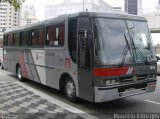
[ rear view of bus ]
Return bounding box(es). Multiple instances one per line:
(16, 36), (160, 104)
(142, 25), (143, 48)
(76, 13), (157, 102)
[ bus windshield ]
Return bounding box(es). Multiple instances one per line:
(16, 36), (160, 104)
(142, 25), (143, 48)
(127, 20), (156, 63)
(94, 18), (156, 66)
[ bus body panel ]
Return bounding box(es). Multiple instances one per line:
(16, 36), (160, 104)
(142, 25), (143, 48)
(94, 80), (156, 102)
(4, 47), (80, 93)
(93, 64), (157, 102)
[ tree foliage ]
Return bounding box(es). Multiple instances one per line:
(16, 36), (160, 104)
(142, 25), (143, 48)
(0, 0), (25, 11)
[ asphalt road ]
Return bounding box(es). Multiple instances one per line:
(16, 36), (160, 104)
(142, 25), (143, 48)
(0, 69), (160, 119)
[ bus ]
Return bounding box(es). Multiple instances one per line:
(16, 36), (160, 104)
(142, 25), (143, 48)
(3, 12), (157, 103)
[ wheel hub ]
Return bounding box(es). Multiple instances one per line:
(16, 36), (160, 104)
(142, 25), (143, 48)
(18, 68), (22, 79)
(66, 81), (75, 97)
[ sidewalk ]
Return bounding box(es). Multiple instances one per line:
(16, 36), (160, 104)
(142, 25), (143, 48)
(0, 81), (90, 119)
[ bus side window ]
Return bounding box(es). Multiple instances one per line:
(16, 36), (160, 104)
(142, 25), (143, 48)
(46, 26), (54, 46)
(55, 24), (64, 46)
(59, 24), (64, 46)
(31, 27), (44, 46)
(79, 30), (91, 69)
(13, 32), (20, 46)
(21, 30), (30, 46)
(31, 30), (36, 45)
(7, 33), (13, 46)
(68, 19), (77, 63)
(4, 35), (8, 46)
(21, 32), (25, 46)
(46, 24), (64, 47)
(26, 30), (30, 46)
(38, 28), (44, 46)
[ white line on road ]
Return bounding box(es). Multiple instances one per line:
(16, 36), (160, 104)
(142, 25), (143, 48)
(145, 100), (160, 105)
(15, 81), (99, 119)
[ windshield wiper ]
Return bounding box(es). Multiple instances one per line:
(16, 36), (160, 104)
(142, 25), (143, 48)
(130, 38), (149, 64)
(119, 34), (132, 67)
(132, 43), (149, 64)
(128, 28), (149, 64)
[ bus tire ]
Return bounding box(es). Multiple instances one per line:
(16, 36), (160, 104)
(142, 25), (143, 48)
(0, 63), (3, 69)
(64, 78), (77, 102)
(17, 65), (24, 82)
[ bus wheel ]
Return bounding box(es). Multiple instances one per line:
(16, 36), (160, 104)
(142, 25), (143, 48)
(64, 78), (77, 102)
(0, 63), (3, 69)
(17, 66), (24, 82)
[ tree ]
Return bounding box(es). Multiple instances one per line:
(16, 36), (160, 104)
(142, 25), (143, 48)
(0, 0), (25, 11)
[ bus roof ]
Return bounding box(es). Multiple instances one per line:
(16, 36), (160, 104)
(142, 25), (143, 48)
(68, 12), (146, 21)
(4, 12), (146, 34)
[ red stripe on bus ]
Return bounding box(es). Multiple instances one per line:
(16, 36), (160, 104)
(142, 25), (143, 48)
(19, 52), (28, 78)
(93, 67), (129, 77)
(30, 51), (41, 83)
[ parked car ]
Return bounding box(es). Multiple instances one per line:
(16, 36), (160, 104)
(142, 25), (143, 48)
(0, 48), (4, 69)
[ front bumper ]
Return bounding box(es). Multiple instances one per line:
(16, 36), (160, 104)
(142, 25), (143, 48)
(94, 80), (157, 103)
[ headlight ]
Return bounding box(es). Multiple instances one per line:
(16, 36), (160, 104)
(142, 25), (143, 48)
(148, 73), (156, 80)
(106, 79), (120, 86)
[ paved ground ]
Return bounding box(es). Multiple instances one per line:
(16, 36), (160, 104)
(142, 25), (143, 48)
(0, 69), (97, 119)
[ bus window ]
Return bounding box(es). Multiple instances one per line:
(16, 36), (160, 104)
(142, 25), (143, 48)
(13, 32), (20, 46)
(31, 28), (44, 46)
(59, 24), (64, 46)
(3, 35), (8, 46)
(55, 24), (64, 46)
(46, 26), (54, 46)
(7, 33), (13, 46)
(46, 24), (64, 47)
(21, 30), (30, 46)
(31, 31), (35, 45)
(55, 27), (59, 46)
(68, 19), (77, 63)
(79, 30), (91, 69)
(38, 30), (43, 45)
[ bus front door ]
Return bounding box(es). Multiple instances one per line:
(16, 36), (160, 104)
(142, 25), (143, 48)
(78, 30), (94, 102)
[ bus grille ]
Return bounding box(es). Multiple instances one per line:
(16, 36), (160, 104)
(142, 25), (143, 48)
(119, 74), (148, 83)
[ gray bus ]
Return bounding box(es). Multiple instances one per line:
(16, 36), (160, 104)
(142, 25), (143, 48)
(3, 12), (157, 102)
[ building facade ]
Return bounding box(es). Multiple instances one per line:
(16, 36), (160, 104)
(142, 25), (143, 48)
(0, 0), (21, 31)
(21, 5), (39, 26)
(0, 0), (22, 47)
(155, 0), (160, 15)
(113, 7), (125, 14)
(142, 0), (160, 29)
(45, 0), (114, 19)
(124, 0), (142, 15)
(143, 13), (160, 29)
(21, 17), (39, 26)
(0, 29), (3, 47)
